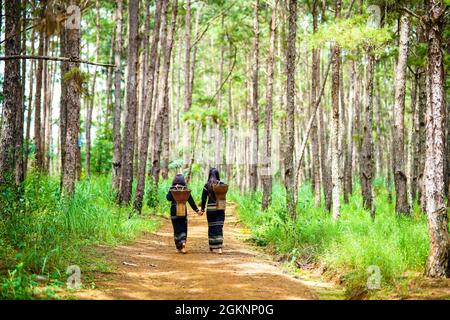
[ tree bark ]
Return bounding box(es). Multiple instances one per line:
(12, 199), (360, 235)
(409, 71), (418, 206)
(44, 40), (55, 174)
(61, 1), (81, 196)
(135, 0), (151, 177)
(133, 0), (163, 211)
(319, 80), (332, 211)
(150, 0), (171, 187)
(310, 0), (321, 206)
(261, 0), (277, 209)
(139, 0), (151, 142)
(15, 0), (27, 184)
(392, 14), (410, 215)
(118, 0), (140, 205)
(161, 0), (178, 181)
(104, 33), (114, 124)
(34, 30), (45, 171)
(0, 0), (21, 186)
(183, 0), (192, 169)
(112, 0), (123, 191)
(360, 53), (375, 215)
(85, 0), (100, 178)
(41, 34), (48, 173)
(24, 27), (35, 179)
(249, 0), (260, 192)
(59, 28), (67, 190)
(424, 0), (449, 278)
(284, 0), (298, 219)
(343, 60), (355, 203)
(331, 0), (342, 220)
(213, 15), (225, 171)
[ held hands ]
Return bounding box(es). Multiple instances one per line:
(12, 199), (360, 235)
(197, 208), (204, 216)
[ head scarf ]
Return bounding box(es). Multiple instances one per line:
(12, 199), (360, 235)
(172, 173), (186, 187)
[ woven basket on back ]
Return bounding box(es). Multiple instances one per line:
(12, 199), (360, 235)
(212, 183), (228, 210)
(170, 186), (191, 216)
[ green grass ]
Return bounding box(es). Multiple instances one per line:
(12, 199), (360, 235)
(229, 178), (439, 298)
(0, 173), (160, 299)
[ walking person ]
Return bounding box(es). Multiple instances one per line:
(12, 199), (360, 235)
(200, 168), (226, 254)
(166, 173), (200, 253)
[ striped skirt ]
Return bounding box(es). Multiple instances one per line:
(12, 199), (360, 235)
(170, 215), (187, 250)
(206, 204), (225, 249)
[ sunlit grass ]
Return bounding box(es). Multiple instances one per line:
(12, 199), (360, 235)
(229, 178), (434, 297)
(0, 173), (159, 299)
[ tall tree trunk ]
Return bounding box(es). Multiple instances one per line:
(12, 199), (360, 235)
(16, 0), (27, 184)
(343, 60), (355, 203)
(262, 0), (277, 210)
(183, 0), (192, 169)
(249, 0), (260, 192)
(284, 0), (298, 219)
(59, 29), (67, 189)
(416, 23), (427, 211)
(61, 1), (81, 196)
(0, 0), (21, 186)
(139, 0), (151, 139)
(161, 0), (178, 181)
(409, 71), (418, 206)
(175, 36), (182, 148)
(135, 0), (151, 177)
(25, 27), (36, 178)
(85, 0), (100, 178)
(330, 0), (342, 220)
(392, 14), (410, 215)
(48, 49), (57, 174)
(44, 41), (54, 175)
(34, 29), (45, 171)
(118, 0), (140, 205)
(214, 16), (225, 170)
(375, 73), (383, 177)
(360, 53), (375, 215)
(133, 0), (163, 211)
(105, 33), (115, 124)
(310, 0), (321, 206)
(424, 0), (449, 278)
(112, 0), (123, 191)
(319, 79), (332, 211)
(277, 4), (287, 188)
(383, 61), (393, 202)
(226, 56), (234, 181)
(42, 35), (48, 173)
(150, 0), (171, 187)
(184, 4), (202, 179)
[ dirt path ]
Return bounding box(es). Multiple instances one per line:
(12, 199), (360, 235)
(71, 204), (330, 300)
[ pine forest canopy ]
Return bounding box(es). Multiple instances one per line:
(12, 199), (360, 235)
(0, 0), (449, 297)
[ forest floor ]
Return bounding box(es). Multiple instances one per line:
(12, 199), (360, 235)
(63, 203), (341, 300)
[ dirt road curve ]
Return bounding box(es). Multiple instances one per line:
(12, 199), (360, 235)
(72, 204), (322, 300)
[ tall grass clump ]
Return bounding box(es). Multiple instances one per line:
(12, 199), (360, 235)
(0, 173), (159, 298)
(229, 180), (432, 297)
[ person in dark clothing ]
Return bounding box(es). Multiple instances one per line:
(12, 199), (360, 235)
(200, 168), (226, 254)
(166, 173), (200, 253)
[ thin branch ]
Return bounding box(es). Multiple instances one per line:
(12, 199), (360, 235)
(0, 55), (116, 68)
(400, 6), (421, 20)
(189, 0), (239, 50)
(295, 57), (332, 183)
(345, 0), (356, 19)
(206, 44), (237, 108)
